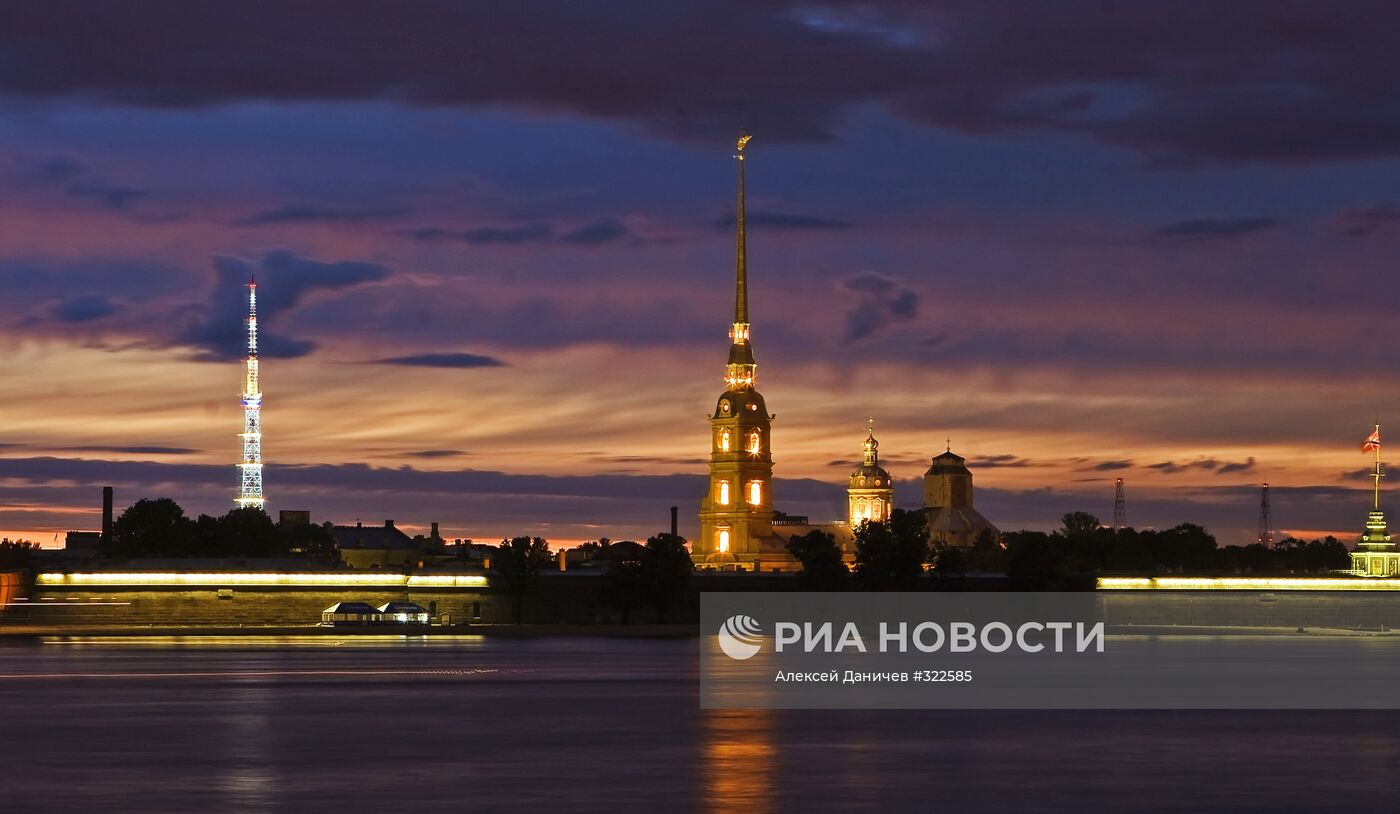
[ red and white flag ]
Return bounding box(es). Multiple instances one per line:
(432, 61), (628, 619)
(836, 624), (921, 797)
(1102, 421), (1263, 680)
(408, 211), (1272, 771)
(1362, 426), (1381, 453)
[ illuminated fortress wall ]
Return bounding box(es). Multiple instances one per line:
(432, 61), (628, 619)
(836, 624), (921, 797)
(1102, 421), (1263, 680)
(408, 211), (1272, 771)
(18, 575), (1400, 630)
(7, 576), (603, 626)
(1100, 590), (1400, 630)
(0, 571), (18, 611)
(2, 572), (801, 627)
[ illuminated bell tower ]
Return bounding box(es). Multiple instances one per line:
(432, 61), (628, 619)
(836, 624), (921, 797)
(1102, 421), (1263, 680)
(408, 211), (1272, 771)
(848, 419), (893, 526)
(235, 276), (265, 509)
(698, 134), (774, 564)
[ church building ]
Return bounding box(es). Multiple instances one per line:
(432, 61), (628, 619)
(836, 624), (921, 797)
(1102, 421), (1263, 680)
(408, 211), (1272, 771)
(848, 421), (893, 527)
(696, 135), (784, 568)
(694, 136), (999, 570)
(921, 447), (1000, 548)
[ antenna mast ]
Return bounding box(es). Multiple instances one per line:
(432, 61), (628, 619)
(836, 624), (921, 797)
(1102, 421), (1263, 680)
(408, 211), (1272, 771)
(235, 276), (265, 509)
(1113, 478), (1126, 530)
(1257, 482), (1273, 547)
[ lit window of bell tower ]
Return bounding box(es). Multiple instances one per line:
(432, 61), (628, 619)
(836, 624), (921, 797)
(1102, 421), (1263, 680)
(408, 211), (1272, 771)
(699, 134), (774, 566)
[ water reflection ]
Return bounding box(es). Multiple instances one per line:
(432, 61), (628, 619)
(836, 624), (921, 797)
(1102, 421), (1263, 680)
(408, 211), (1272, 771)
(2, 639), (1399, 812)
(41, 635), (488, 649)
(702, 709), (775, 813)
(220, 677), (276, 812)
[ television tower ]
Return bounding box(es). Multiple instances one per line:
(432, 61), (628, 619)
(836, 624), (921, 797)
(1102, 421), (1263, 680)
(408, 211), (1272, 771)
(235, 276), (265, 509)
(1113, 478), (1126, 530)
(1257, 482), (1273, 547)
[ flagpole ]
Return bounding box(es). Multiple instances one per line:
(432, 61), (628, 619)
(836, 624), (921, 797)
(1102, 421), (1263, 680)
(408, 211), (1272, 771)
(1375, 423), (1383, 511)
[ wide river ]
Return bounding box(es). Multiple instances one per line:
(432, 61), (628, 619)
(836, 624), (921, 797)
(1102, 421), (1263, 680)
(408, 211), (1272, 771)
(0, 635), (1395, 812)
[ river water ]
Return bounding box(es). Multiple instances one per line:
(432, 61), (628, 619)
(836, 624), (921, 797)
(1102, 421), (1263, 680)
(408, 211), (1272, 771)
(0, 635), (1395, 812)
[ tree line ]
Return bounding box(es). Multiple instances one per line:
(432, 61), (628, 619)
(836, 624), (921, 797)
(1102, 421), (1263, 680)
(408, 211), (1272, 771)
(488, 533), (692, 624)
(785, 509), (1352, 591)
(103, 498), (340, 560)
(0, 540), (40, 570)
(25, 498), (1355, 606)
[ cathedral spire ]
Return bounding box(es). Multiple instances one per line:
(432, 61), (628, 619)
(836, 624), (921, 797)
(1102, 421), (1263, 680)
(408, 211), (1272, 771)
(701, 134), (775, 566)
(724, 134), (757, 391)
(735, 133), (750, 325)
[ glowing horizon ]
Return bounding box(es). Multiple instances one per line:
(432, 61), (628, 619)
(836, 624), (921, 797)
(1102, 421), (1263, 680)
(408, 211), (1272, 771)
(2, 6), (1399, 549)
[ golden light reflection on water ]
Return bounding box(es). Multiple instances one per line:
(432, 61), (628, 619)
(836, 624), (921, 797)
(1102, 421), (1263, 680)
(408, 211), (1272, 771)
(40, 635), (488, 648)
(701, 708), (775, 813)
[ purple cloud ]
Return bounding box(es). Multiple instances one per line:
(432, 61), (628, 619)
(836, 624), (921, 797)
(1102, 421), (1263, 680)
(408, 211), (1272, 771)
(2, 2), (1397, 163)
(373, 353), (505, 369)
(842, 272), (919, 342)
(49, 293), (119, 323)
(234, 205), (413, 226)
(178, 251), (390, 361)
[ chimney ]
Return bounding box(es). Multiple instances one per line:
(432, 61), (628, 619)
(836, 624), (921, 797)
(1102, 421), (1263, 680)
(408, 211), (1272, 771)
(102, 486), (114, 543)
(670, 505), (678, 537)
(431, 522), (440, 541)
(385, 519), (395, 528)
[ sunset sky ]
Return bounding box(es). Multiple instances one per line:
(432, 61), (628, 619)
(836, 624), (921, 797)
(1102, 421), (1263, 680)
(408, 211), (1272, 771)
(4, 1), (1400, 546)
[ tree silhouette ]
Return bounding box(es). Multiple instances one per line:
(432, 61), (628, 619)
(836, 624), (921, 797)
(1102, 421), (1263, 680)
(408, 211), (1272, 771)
(930, 542), (968, 578)
(197, 507), (279, 557)
(1005, 531), (1069, 590)
(967, 528), (1005, 573)
(106, 500), (344, 560)
(1060, 512), (1102, 537)
(0, 540), (38, 570)
(107, 498), (196, 558)
(490, 536), (552, 624)
(643, 533), (693, 622)
(786, 530), (847, 590)
(601, 540), (647, 624)
(854, 509), (928, 590)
